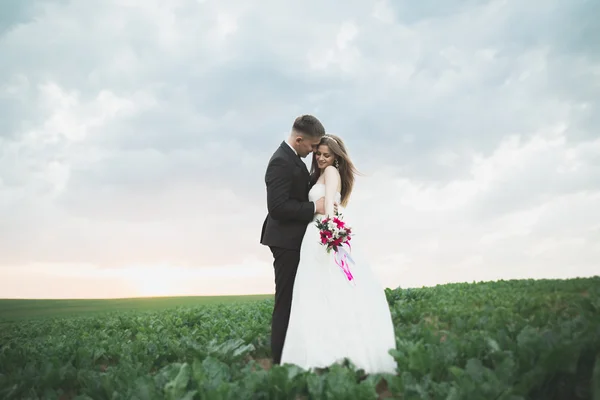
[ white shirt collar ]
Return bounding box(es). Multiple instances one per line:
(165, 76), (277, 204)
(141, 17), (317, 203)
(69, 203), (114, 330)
(285, 140), (297, 155)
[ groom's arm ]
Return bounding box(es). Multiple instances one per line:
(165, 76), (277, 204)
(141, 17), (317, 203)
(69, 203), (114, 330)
(265, 157), (315, 222)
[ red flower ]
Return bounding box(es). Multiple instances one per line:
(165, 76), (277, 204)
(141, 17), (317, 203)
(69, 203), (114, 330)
(315, 214), (353, 253)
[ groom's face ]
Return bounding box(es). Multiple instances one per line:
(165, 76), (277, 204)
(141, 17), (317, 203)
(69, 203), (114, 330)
(296, 135), (321, 158)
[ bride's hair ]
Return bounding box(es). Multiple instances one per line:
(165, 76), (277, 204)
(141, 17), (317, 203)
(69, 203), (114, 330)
(310, 134), (360, 207)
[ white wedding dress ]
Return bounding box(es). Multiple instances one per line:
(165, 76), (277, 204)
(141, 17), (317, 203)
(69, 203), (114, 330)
(280, 183), (398, 374)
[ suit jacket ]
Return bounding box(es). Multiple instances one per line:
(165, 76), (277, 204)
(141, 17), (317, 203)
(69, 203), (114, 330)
(260, 141), (315, 250)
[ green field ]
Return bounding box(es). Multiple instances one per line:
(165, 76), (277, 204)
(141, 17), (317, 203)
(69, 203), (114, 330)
(1, 277), (599, 399)
(0, 294), (272, 321)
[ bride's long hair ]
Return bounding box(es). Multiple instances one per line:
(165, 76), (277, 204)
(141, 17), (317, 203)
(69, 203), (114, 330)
(310, 134), (360, 207)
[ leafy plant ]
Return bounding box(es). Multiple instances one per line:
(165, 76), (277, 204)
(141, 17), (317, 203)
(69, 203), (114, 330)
(1, 277), (599, 399)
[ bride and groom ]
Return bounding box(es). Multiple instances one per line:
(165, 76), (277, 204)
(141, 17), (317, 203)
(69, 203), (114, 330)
(260, 115), (397, 374)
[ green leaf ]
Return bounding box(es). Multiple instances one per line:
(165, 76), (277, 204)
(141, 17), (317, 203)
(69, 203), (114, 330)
(307, 373), (326, 398)
(164, 363), (191, 400)
(592, 355), (600, 400)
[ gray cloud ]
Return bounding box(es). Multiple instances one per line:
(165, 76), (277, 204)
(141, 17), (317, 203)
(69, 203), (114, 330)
(0, 0), (598, 291)
(0, 1), (39, 35)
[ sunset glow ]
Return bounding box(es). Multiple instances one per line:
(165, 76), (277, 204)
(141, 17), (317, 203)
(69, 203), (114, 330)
(126, 266), (183, 297)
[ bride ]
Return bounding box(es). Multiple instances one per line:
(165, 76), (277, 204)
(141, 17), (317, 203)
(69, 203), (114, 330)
(280, 134), (398, 374)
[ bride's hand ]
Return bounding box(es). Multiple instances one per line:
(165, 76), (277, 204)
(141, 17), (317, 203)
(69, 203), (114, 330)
(315, 198), (325, 214)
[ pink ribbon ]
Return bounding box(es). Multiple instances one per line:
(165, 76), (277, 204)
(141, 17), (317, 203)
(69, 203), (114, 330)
(333, 243), (355, 285)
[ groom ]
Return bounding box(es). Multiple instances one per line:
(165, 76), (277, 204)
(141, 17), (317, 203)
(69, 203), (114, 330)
(260, 115), (327, 365)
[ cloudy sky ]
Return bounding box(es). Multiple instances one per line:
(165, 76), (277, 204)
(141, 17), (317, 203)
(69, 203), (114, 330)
(1, 0), (598, 299)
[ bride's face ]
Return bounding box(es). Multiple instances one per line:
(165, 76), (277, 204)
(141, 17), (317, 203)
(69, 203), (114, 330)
(315, 145), (335, 170)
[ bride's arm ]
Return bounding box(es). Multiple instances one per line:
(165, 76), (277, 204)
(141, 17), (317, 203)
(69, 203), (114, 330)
(323, 166), (340, 216)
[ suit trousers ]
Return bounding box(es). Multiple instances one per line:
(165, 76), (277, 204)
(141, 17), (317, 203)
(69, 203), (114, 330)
(269, 246), (300, 365)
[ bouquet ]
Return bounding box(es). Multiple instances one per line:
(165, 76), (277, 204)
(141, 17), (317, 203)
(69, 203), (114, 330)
(315, 214), (356, 284)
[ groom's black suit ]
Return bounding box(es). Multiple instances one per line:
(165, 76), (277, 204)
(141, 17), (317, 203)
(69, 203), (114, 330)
(261, 141), (316, 364)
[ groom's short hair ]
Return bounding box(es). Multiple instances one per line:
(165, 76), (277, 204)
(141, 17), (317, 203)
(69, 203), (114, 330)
(292, 115), (325, 138)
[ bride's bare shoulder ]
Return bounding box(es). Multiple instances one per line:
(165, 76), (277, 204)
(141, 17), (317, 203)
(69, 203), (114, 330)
(323, 166), (342, 192)
(323, 165), (340, 178)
